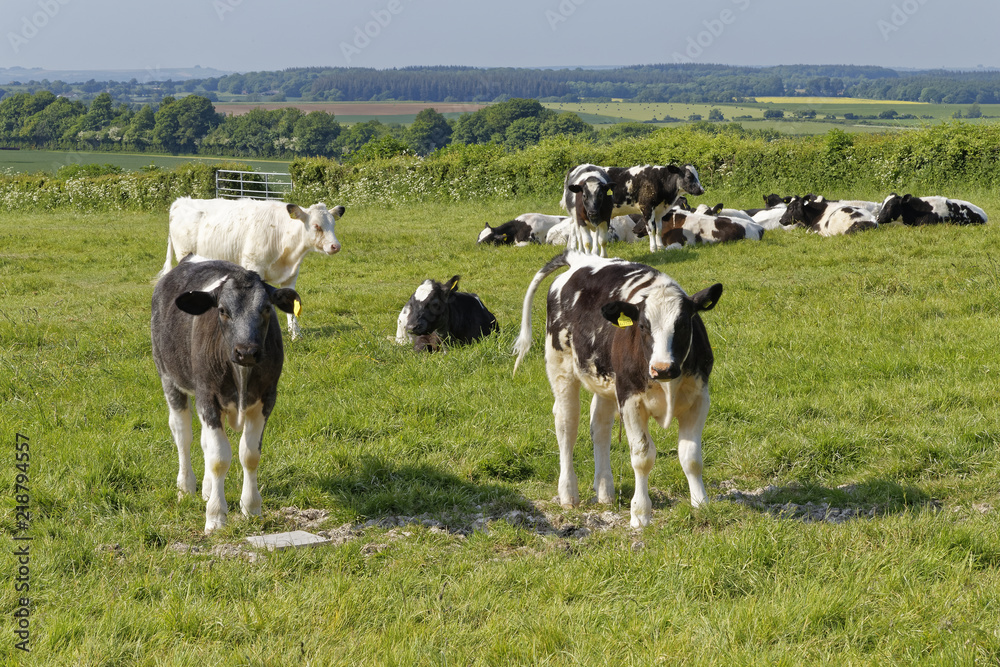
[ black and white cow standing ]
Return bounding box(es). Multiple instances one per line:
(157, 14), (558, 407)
(512, 251), (723, 528)
(876, 193), (988, 226)
(151, 255), (300, 533)
(605, 164), (705, 252)
(559, 164), (618, 257)
(477, 213), (567, 245)
(779, 195), (878, 236)
(394, 276), (499, 350)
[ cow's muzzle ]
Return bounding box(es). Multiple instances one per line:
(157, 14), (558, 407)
(232, 343), (261, 366)
(649, 363), (680, 381)
(325, 243), (341, 255)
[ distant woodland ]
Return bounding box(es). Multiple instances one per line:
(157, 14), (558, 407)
(3, 64), (1000, 162)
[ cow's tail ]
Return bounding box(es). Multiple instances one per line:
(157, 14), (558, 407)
(512, 251), (571, 375)
(153, 234), (174, 284)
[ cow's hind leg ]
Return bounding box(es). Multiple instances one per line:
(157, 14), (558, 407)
(548, 349), (581, 508)
(590, 394), (617, 504)
(676, 385), (709, 508)
(620, 396), (656, 528)
(238, 401), (266, 518)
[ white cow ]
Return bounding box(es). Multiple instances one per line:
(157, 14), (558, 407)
(159, 197), (345, 339)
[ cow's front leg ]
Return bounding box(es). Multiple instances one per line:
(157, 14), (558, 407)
(198, 410), (232, 533)
(163, 387), (196, 498)
(238, 402), (266, 518)
(590, 394), (617, 504)
(676, 386), (710, 508)
(593, 223), (608, 258)
(620, 396), (655, 528)
(281, 273), (302, 340)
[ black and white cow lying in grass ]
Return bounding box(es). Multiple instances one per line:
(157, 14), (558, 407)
(779, 195), (878, 236)
(546, 214), (646, 245)
(151, 255), (300, 533)
(876, 193), (988, 226)
(477, 213), (568, 245)
(660, 208), (765, 249)
(394, 276), (498, 351)
(513, 251), (722, 527)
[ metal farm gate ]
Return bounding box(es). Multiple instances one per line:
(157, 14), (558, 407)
(215, 169), (293, 200)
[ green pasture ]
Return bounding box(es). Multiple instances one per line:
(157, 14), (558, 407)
(3, 190), (1000, 664)
(548, 101), (1000, 134)
(0, 149), (291, 176)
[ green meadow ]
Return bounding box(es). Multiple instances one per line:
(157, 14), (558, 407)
(2, 184), (1000, 663)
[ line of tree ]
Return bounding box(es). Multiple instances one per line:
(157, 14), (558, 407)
(6, 64), (1000, 105)
(0, 93), (599, 160)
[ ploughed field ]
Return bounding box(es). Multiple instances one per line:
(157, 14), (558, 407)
(3, 192), (1000, 664)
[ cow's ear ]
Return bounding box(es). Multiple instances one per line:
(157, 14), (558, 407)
(287, 204), (307, 221)
(331, 205), (346, 218)
(711, 203), (723, 214)
(691, 283), (723, 312)
(175, 291), (217, 316)
(902, 194), (913, 203)
(567, 183), (583, 193)
(268, 287), (302, 315)
(444, 275), (460, 293)
(601, 301), (641, 328)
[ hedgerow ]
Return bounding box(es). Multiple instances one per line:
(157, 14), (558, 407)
(3, 122), (999, 213)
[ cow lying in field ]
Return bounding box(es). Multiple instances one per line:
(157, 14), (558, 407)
(151, 255), (300, 533)
(160, 197), (345, 340)
(394, 276), (499, 351)
(513, 251), (723, 528)
(661, 208), (765, 249)
(876, 193), (988, 226)
(477, 213), (567, 245)
(546, 214), (646, 245)
(779, 195), (878, 236)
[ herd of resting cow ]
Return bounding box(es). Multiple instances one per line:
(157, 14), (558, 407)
(150, 161), (988, 533)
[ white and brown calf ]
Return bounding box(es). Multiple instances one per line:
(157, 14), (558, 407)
(513, 251), (723, 528)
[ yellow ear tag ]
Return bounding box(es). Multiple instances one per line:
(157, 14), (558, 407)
(293, 299), (302, 318)
(617, 313), (633, 328)
(606, 188), (614, 197)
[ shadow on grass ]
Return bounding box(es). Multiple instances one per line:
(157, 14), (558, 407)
(268, 453), (539, 523)
(719, 479), (939, 523)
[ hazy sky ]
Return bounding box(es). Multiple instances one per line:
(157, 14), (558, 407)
(4, 0), (998, 73)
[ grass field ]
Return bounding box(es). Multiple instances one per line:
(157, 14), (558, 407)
(3, 189), (1000, 663)
(0, 149), (291, 176)
(547, 100), (1000, 134)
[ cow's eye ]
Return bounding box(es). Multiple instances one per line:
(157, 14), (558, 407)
(313, 224), (322, 232)
(218, 308), (229, 320)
